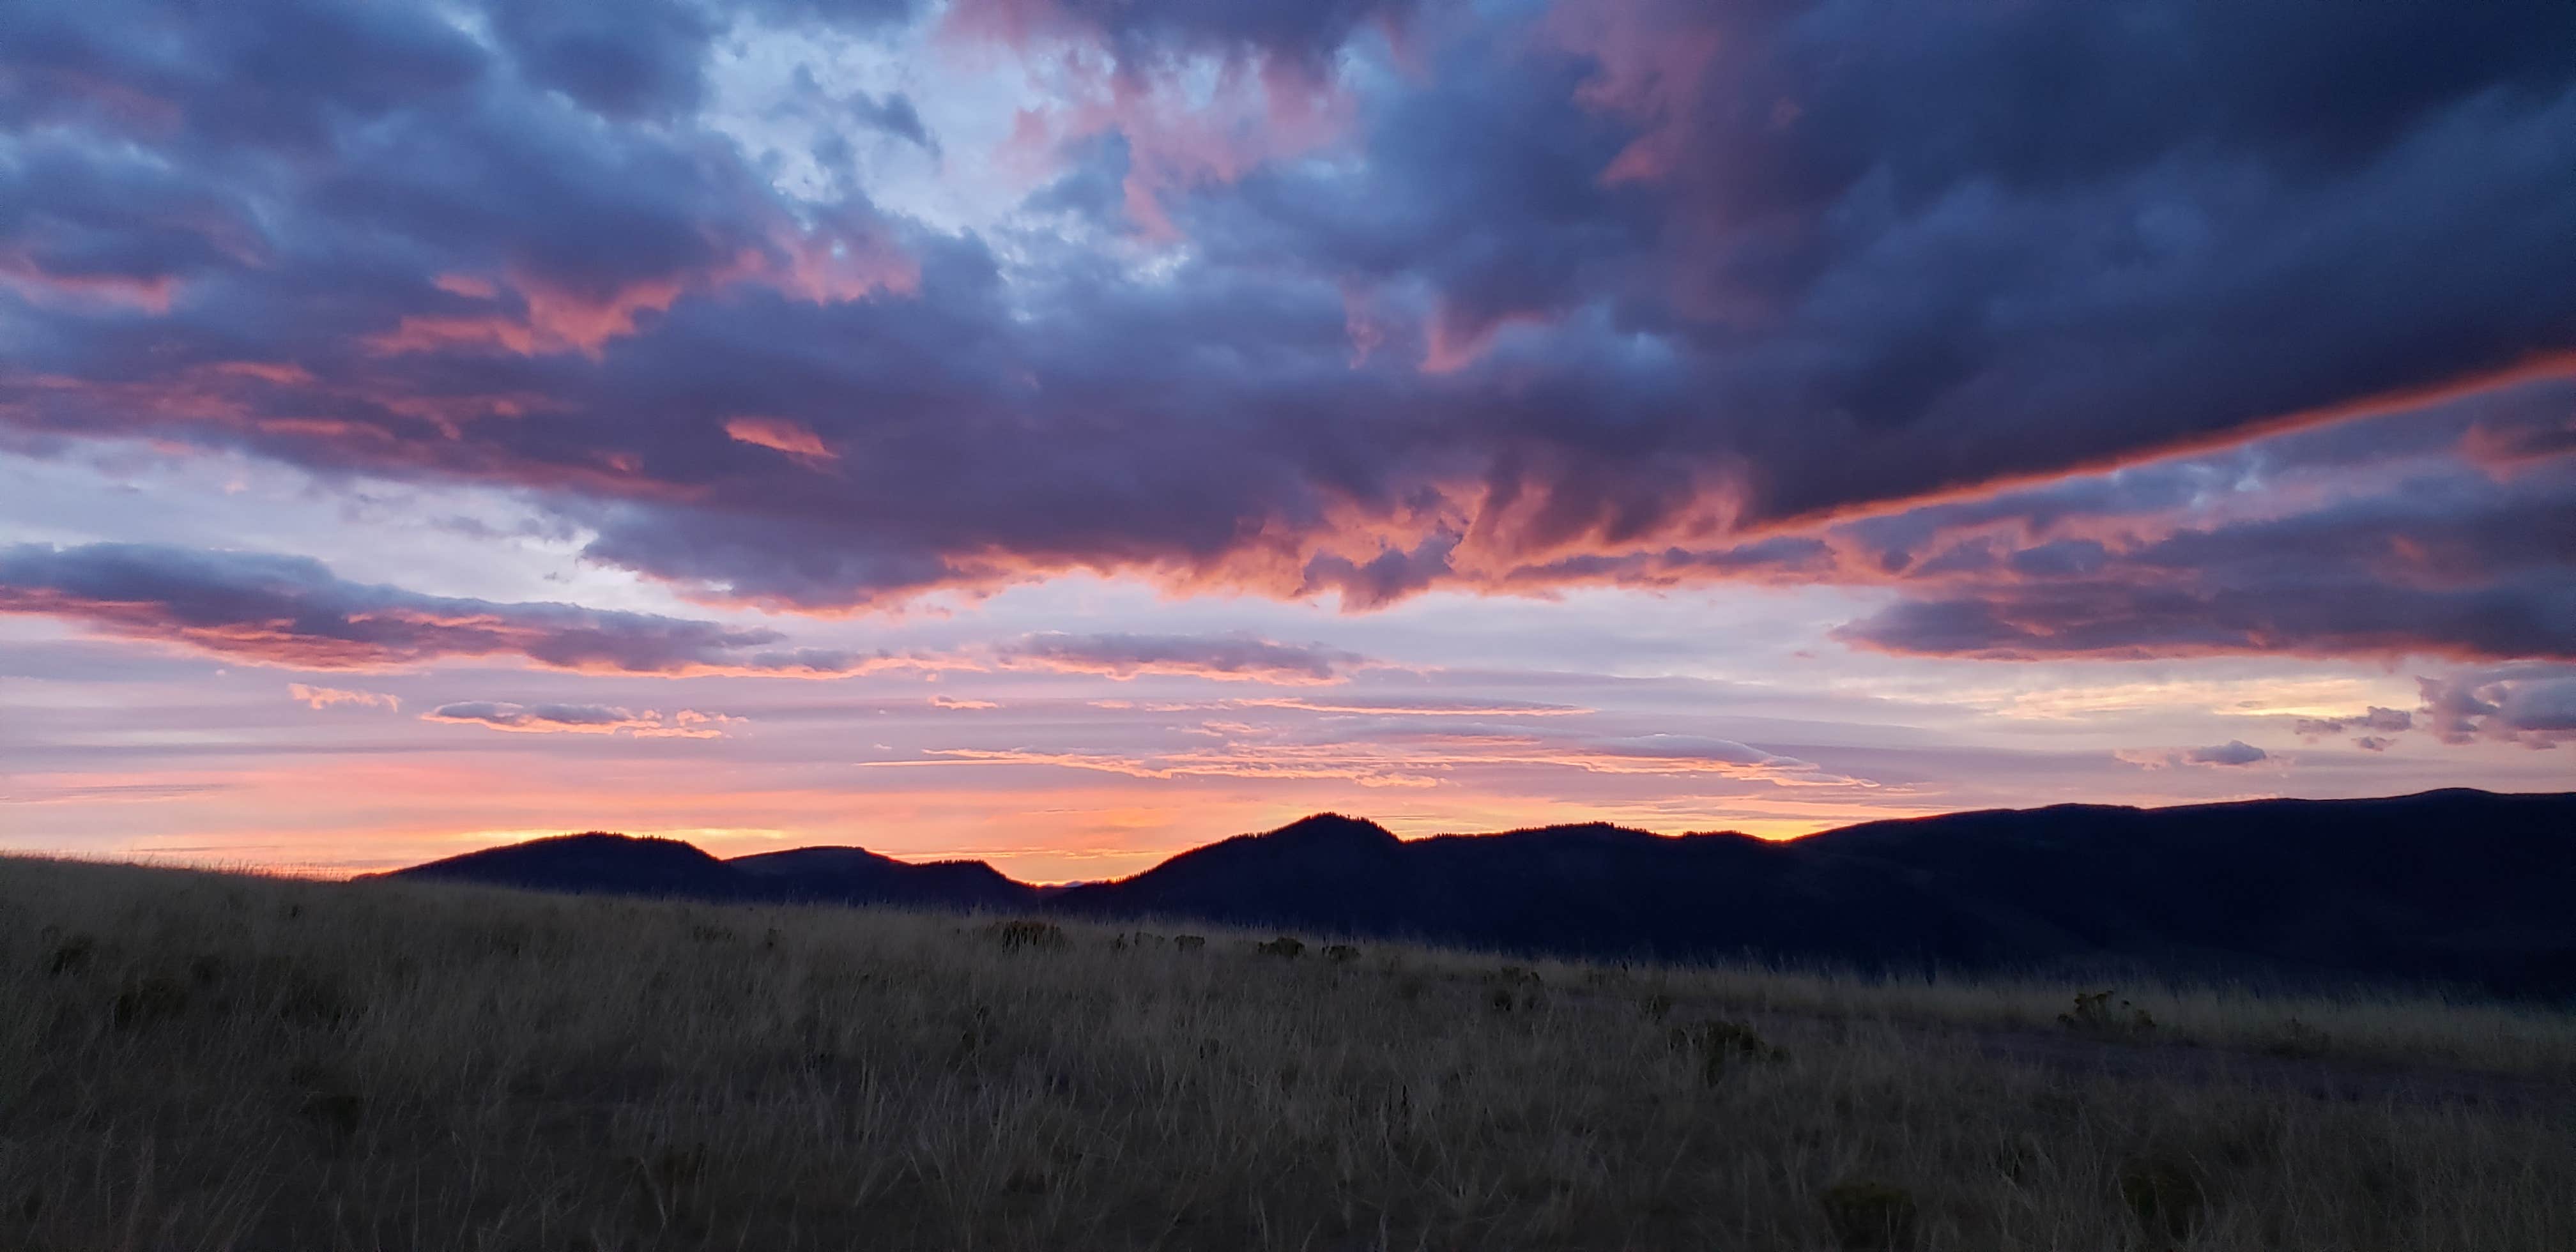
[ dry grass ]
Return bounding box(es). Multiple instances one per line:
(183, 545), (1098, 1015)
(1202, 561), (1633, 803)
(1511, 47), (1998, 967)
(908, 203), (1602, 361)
(3, 854), (2572, 1251)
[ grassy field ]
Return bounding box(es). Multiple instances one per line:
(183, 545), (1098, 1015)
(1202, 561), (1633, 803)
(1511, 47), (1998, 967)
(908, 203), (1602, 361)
(3, 855), (2572, 1250)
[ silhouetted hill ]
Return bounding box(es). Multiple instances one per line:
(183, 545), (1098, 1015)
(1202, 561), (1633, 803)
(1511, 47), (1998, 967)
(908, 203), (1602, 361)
(379, 790), (2576, 995)
(383, 834), (1030, 912)
(729, 846), (1037, 911)
(1801, 789), (2576, 992)
(1049, 818), (2082, 973)
(394, 832), (737, 898)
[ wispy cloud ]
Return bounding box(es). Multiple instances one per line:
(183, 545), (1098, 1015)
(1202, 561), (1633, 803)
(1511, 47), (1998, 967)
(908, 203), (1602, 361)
(2117, 741), (2274, 770)
(998, 633), (1373, 684)
(288, 683), (400, 712)
(422, 701), (740, 738)
(0, 544), (952, 678)
(873, 724), (1859, 791)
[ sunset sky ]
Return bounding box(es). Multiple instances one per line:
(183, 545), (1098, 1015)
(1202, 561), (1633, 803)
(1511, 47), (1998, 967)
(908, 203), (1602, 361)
(3, 0), (2572, 880)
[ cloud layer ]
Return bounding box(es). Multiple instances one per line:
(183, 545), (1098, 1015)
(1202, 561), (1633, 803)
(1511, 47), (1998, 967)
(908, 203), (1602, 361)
(998, 632), (1369, 684)
(422, 701), (734, 737)
(0, 543), (905, 675)
(4, 0), (2570, 630)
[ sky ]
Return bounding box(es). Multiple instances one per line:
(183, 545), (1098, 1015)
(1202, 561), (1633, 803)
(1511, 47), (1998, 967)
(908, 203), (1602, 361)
(3, 0), (2572, 880)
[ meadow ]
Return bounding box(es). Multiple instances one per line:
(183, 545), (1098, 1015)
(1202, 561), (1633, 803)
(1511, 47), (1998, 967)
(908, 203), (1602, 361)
(3, 854), (2572, 1251)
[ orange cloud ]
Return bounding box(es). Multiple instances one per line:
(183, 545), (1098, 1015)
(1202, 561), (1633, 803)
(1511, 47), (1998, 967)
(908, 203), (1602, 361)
(724, 416), (838, 462)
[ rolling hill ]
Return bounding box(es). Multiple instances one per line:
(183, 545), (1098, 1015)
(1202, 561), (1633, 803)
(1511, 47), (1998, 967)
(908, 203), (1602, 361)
(383, 789), (2576, 994)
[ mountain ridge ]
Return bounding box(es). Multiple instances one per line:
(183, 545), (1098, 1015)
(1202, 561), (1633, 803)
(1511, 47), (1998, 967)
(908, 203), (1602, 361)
(378, 789), (2576, 995)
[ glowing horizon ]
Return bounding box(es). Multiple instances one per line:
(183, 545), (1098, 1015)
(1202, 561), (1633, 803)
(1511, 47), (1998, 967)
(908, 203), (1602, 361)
(5, 0), (2572, 881)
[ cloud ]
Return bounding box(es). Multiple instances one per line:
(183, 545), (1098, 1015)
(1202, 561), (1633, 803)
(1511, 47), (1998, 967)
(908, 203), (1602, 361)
(0, 543), (942, 676)
(1830, 454), (2576, 662)
(1228, 696), (1593, 717)
(2418, 670), (2576, 748)
(2186, 740), (2270, 768)
(2119, 740), (2272, 770)
(287, 683), (401, 711)
(3, 0), (2570, 627)
(997, 632), (1371, 683)
(2294, 708), (2413, 740)
(422, 701), (738, 737)
(930, 694), (999, 710)
(1584, 734), (1822, 775)
(724, 416), (838, 462)
(876, 715), (1855, 791)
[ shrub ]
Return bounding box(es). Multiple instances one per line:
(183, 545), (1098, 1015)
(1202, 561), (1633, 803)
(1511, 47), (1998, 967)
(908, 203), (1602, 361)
(983, 920), (1067, 951)
(1819, 1180), (1919, 1251)
(2058, 990), (2156, 1039)
(1255, 936), (1305, 959)
(1485, 967), (1546, 1013)
(1322, 944), (1360, 963)
(1172, 934), (1206, 952)
(111, 975), (192, 1030)
(1669, 1019), (1788, 1084)
(43, 932), (95, 975)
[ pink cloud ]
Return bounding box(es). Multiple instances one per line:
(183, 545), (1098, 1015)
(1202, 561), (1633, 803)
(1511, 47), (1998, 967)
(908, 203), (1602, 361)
(951, 6), (1358, 239)
(724, 416), (839, 462)
(0, 252), (179, 312)
(288, 683), (401, 712)
(1549, 0), (1724, 187)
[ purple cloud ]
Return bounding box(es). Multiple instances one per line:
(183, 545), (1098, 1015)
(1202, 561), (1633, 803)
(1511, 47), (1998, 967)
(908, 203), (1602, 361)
(1832, 458), (2576, 662)
(2119, 741), (2272, 770)
(1, 0), (2570, 622)
(2186, 741), (2271, 768)
(0, 542), (925, 676)
(2419, 671), (2576, 748)
(422, 701), (735, 737)
(997, 632), (1372, 684)
(2295, 708), (2414, 740)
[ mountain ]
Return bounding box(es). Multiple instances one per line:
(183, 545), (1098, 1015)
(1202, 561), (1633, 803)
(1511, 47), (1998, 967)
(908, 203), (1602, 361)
(1044, 816), (2044, 970)
(392, 832), (739, 898)
(378, 790), (2576, 995)
(1800, 789), (2576, 992)
(728, 846), (1037, 911)
(383, 834), (1034, 912)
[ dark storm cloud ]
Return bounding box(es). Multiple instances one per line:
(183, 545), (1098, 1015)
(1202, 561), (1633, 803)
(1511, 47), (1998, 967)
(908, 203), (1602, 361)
(0, 543), (914, 675)
(4, 0), (2574, 638)
(944, 0), (1422, 65)
(0, 0), (488, 150)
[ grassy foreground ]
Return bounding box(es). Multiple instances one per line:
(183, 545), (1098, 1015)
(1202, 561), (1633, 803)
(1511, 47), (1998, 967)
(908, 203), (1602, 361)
(3, 856), (2572, 1251)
